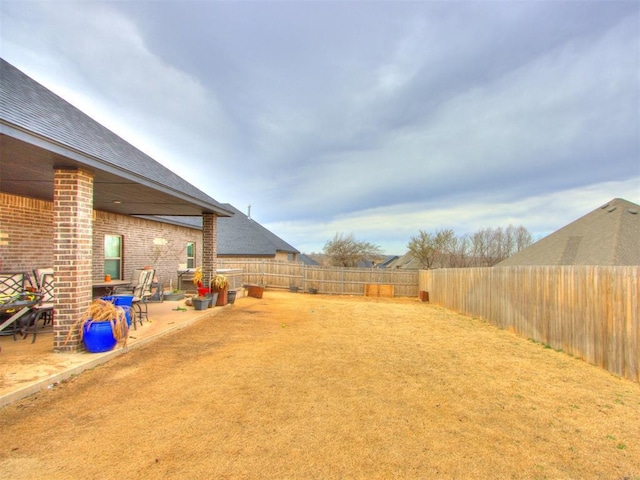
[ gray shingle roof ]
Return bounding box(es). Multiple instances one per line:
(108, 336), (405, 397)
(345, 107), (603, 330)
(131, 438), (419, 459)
(217, 204), (299, 256)
(151, 204), (300, 257)
(497, 198), (640, 266)
(1, 58), (232, 216)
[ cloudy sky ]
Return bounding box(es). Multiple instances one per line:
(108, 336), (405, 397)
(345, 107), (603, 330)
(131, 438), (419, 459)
(1, 1), (638, 254)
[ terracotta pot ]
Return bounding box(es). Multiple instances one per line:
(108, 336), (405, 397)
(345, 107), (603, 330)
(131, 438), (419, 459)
(214, 288), (228, 306)
(247, 285), (264, 299)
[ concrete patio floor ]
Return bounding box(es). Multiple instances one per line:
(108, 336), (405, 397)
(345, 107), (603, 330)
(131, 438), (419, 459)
(0, 297), (230, 408)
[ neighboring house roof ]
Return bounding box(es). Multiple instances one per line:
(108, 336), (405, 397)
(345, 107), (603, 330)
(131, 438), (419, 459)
(299, 254), (320, 266)
(497, 198), (640, 266)
(354, 256), (398, 268)
(152, 203), (300, 257)
(0, 58), (232, 217)
(385, 252), (423, 270)
(376, 255), (400, 268)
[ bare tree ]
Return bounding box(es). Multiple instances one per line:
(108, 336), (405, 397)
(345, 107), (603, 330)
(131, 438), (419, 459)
(449, 233), (472, 268)
(514, 225), (533, 252)
(471, 228), (494, 266)
(407, 229), (458, 269)
(407, 230), (437, 269)
(323, 233), (382, 267)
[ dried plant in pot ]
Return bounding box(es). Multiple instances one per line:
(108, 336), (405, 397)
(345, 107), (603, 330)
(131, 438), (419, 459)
(211, 274), (230, 306)
(192, 266), (212, 297)
(66, 299), (129, 353)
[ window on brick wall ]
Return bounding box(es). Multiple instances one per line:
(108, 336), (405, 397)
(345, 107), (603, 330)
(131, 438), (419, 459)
(105, 235), (123, 279)
(186, 242), (196, 269)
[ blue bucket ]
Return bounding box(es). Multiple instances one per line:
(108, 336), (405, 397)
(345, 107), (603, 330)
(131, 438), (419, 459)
(102, 295), (133, 326)
(83, 321), (117, 353)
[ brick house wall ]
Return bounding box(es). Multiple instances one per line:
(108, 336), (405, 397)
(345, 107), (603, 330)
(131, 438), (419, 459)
(1, 192), (204, 290)
(0, 193), (54, 273)
(93, 211), (203, 289)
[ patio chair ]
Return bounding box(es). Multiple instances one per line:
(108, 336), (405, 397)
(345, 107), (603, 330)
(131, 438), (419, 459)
(22, 272), (55, 343)
(115, 269), (155, 329)
(0, 272), (36, 340)
(0, 271), (31, 302)
(33, 268), (54, 291)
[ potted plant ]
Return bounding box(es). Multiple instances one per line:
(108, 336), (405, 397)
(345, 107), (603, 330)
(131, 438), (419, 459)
(191, 295), (210, 311)
(164, 289), (185, 301)
(66, 299), (129, 353)
(227, 290), (237, 304)
(246, 283), (264, 299)
(211, 274), (230, 306)
(193, 266), (210, 297)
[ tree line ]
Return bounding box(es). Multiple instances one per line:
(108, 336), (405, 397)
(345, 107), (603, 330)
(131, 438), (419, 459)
(406, 225), (533, 268)
(320, 226), (533, 269)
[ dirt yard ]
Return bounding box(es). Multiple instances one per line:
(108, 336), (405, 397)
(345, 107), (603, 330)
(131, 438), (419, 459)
(0, 291), (638, 479)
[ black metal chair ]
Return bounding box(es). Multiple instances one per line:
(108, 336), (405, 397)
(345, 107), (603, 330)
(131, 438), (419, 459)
(1, 272), (34, 340)
(23, 271), (55, 343)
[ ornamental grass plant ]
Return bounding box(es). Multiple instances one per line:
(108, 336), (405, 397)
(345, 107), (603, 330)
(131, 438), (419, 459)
(65, 298), (129, 347)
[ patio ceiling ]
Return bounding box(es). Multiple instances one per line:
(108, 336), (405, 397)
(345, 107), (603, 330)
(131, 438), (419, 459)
(1, 127), (229, 217)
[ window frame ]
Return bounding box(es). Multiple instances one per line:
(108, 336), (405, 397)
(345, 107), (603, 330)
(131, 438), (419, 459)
(104, 234), (123, 280)
(186, 242), (196, 269)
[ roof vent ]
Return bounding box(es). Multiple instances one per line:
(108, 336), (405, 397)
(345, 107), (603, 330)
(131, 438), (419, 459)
(607, 206), (617, 213)
(628, 209), (638, 215)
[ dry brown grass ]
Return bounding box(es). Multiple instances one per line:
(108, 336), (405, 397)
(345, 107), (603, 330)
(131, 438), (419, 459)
(0, 291), (639, 479)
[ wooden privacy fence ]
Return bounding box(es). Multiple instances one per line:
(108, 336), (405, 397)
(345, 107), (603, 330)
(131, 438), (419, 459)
(420, 266), (640, 383)
(217, 260), (419, 297)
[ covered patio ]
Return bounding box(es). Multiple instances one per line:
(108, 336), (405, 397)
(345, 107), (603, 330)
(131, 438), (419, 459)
(0, 298), (228, 407)
(1, 59), (233, 352)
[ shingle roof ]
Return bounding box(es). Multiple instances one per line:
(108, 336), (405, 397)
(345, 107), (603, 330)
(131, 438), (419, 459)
(151, 204), (300, 257)
(385, 252), (423, 270)
(298, 254), (320, 266)
(217, 204), (299, 256)
(0, 58), (232, 216)
(497, 198), (640, 266)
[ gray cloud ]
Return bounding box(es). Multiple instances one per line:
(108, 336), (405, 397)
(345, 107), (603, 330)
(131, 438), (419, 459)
(1, 0), (638, 253)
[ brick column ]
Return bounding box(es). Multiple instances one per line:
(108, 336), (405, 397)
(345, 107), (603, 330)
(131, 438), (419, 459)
(53, 168), (94, 352)
(202, 213), (217, 287)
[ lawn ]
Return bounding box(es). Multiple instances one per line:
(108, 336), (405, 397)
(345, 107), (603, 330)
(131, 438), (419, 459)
(0, 291), (638, 479)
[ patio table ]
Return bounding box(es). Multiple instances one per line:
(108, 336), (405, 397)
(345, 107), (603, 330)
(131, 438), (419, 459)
(0, 293), (43, 341)
(92, 279), (131, 296)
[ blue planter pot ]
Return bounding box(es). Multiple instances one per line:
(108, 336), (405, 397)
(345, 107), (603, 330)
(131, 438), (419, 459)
(83, 321), (117, 353)
(102, 296), (133, 326)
